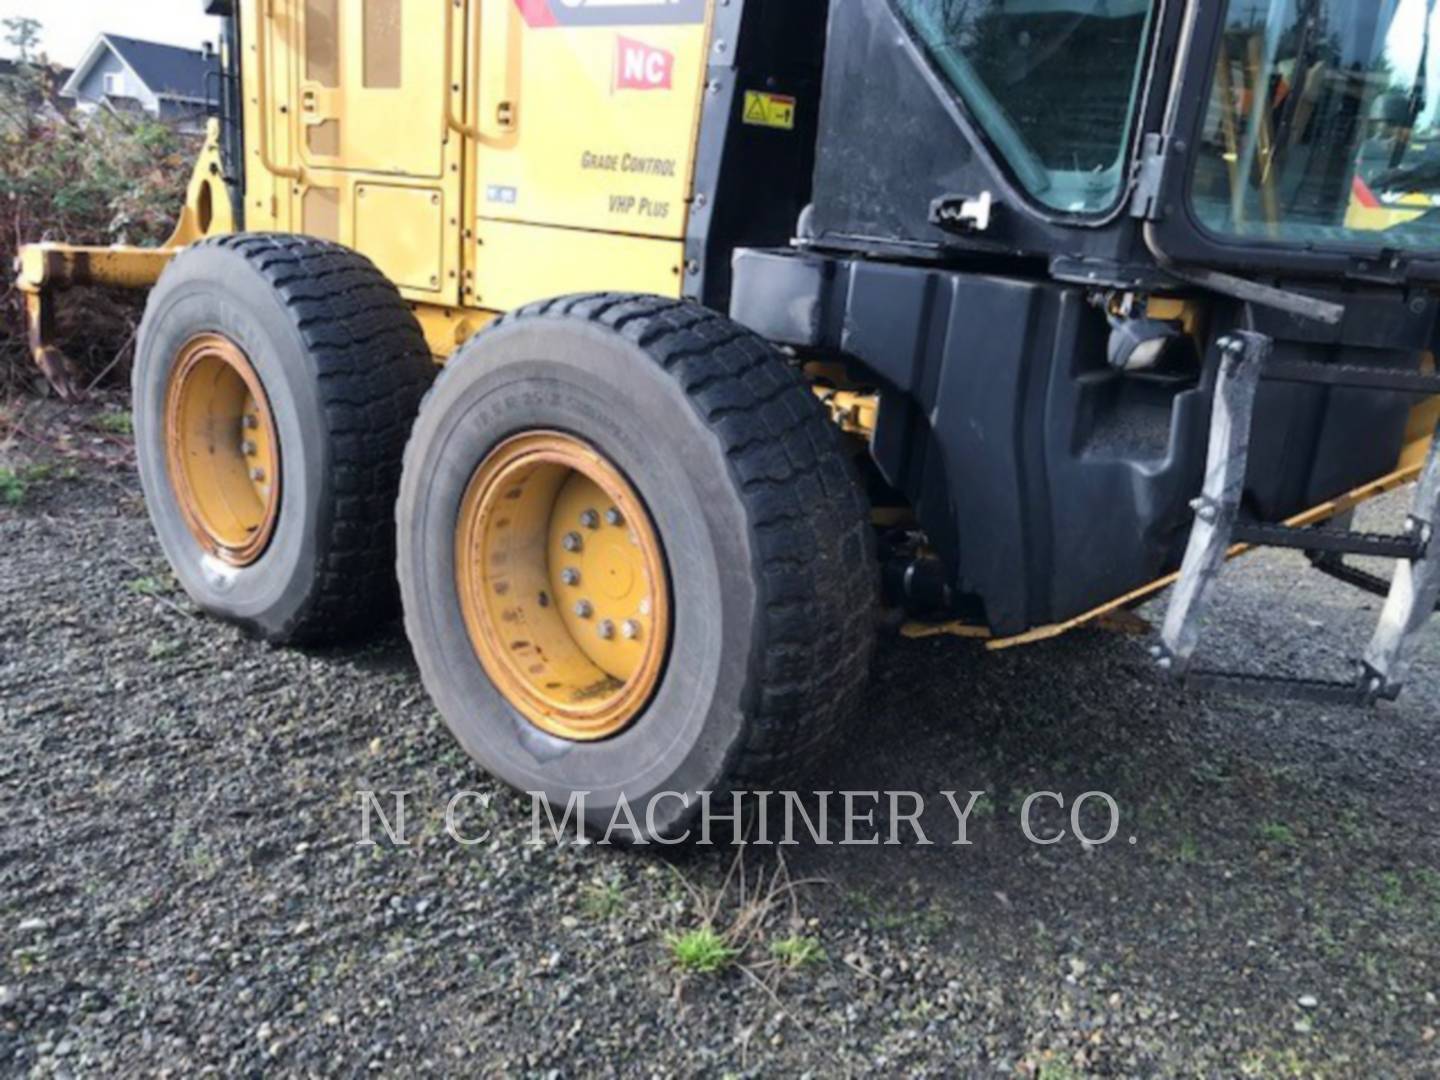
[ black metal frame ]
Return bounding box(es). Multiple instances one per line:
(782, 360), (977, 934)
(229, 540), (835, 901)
(882, 0), (1175, 232)
(1144, 0), (1440, 284)
(202, 0), (245, 230)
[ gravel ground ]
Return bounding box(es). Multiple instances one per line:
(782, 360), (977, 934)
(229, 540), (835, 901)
(2, 401), (1439, 1077)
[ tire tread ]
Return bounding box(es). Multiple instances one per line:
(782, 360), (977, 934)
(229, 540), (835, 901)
(426, 293), (879, 791)
(183, 233), (434, 644)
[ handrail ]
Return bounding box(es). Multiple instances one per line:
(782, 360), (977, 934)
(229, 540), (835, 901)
(444, 0), (484, 141)
(255, 0), (304, 181)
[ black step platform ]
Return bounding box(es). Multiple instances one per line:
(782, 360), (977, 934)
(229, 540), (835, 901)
(1154, 331), (1440, 708)
(1264, 358), (1440, 395)
(1232, 521), (1425, 560)
(1184, 668), (1377, 707)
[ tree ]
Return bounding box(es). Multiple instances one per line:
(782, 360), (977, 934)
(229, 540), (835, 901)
(3, 17), (41, 63)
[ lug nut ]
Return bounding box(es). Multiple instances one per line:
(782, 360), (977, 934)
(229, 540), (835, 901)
(605, 507), (624, 527)
(562, 532), (583, 552)
(621, 620), (641, 641)
(574, 599), (593, 619)
(561, 568), (581, 587)
(243, 414), (259, 430)
(250, 468), (266, 482)
(579, 509), (600, 529)
(639, 598), (652, 616)
(242, 440), (257, 456)
(597, 619), (616, 641)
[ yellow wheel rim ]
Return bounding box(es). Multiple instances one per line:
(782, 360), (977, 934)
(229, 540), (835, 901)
(455, 432), (672, 742)
(164, 333), (281, 567)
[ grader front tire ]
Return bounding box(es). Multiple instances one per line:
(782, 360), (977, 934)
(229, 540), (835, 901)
(397, 294), (879, 839)
(133, 234), (435, 645)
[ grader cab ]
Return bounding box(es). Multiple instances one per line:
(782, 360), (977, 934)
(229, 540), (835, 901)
(15, 0), (1440, 837)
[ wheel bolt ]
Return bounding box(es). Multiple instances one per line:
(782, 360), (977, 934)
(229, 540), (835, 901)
(242, 440), (257, 456)
(574, 599), (593, 619)
(579, 509), (600, 530)
(562, 532), (583, 553)
(605, 507), (624, 527)
(597, 619), (616, 641)
(243, 414), (259, 430)
(250, 468), (266, 482)
(622, 620), (641, 641)
(561, 567), (581, 587)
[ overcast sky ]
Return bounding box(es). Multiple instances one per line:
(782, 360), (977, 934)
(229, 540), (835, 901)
(0, 0), (219, 66)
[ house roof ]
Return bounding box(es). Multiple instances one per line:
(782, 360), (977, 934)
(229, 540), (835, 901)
(62, 34), (217, 104)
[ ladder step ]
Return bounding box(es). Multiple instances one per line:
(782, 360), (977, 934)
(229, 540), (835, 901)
(1232, 522), (1425, 560)
(1184, 668), (1375, 706)
(1158, 330), (1440, 706)
(1310, 553), (1440, 611)
(1309, 553), (1392, 597)
(1264, 359), (1440, 395)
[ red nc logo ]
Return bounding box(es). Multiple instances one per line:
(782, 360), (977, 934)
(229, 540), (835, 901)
(615, 36), (674, 91)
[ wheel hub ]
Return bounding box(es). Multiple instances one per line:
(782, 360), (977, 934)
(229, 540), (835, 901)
(455, 432), (671, 741)
(164, 333), (281, 567)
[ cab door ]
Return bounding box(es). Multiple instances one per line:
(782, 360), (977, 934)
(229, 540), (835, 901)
(297, 0), (447, 177)
(290, 0), (461, 303)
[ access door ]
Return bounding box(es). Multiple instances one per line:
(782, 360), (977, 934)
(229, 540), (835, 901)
(278, 0), (461, 306)
(297, 0), (448, 178)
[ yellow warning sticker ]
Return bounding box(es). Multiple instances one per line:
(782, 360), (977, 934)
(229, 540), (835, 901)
(743, 91), (797, 131)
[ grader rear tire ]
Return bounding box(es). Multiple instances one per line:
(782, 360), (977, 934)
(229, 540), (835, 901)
(134, 234), (434, 645)
(397, 293), (878, 840)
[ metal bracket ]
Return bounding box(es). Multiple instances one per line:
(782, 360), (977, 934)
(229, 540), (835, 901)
(1129, 133), (1171, 221)
(929, 191), (995, 235)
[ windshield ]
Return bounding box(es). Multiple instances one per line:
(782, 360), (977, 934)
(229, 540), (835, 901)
(1191, 0), (1440, 252)
(894, 0), (1157, 215)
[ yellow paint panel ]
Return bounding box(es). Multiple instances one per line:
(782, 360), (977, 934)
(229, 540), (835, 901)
(474, 220), (683, 312)
(303, 186), (341, 242)
(1402, 400), (1440, 470)
(307, 118), (340, 157)
(355, 185), (445, 293)
(305, 0), (340, 87)
(475, 12), (710, 239)
(362, 0), (402, 89)
(413, 303), (496, 360)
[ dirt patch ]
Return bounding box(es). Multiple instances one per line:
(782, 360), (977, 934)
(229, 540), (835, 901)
(2, 410), (1438, 1076)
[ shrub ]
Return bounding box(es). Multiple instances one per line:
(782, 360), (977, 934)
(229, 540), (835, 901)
(0, 61), (197, 394)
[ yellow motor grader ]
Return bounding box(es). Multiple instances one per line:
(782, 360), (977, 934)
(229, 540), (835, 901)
(15, 0), (1440, 838)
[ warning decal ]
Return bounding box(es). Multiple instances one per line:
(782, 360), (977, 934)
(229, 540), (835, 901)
(742, 91), (796, 131)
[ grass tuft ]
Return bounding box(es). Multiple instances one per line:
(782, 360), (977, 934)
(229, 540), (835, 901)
(0, 463), (76, 506)
(667, 926), (737, 975)
(578, 880), (625, 921)
(769, 934), (825, 969)
(92, 410), (134, 436)
(1258, 821), (1297, 846)
(0, 467), (26, 506)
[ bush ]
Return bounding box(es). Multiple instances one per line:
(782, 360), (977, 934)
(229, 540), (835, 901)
(0, 63), (197, 394)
